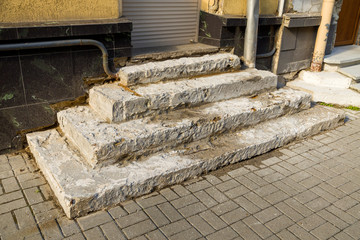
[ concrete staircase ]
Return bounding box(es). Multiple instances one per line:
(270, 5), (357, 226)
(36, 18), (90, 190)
(26, 53), (345, 218)
(288, 45), (360, 107)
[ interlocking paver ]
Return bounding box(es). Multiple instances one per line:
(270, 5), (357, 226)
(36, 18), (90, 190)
(274, 202), (303, 222)
(178, 202), (207, 218)
(158, 202), (183, 222)
(265, 215), (293, 234)
(254, 206), (282, 224)
(23, 187), (44, 205)
(136, 194), (167, 208)
(146, 229), (168, 240)
(171, 194), (198, 209)
(0, 198), (27, 214)
(244, 191), (270, 209)
(231, 220), (261, 239)
(288, 224), (317, 240)
(39, 220), (64, 240)
(204, 186), (229, 203)
(206, 226), (239, 240)
(121, 200), (142, 213)
(216, 179), (239, 192)
(123, 219), (157, 239)
(297, 213), (326, 231)
(333, 196), (358, 211)
(234, 196), (261, 214)
(211, 200), (238, 216)
(116, 211), (148, 229)
(57, 216), (81, 237)
(185, 180), (212, 193)
(188, 215), (215, 236)
(100, 221), (126, 240)
(160, 219), (191, 237)
(83, 226), (106, 240)
(144, 206), (170, 227)
(220, 207), (248, 224)
(243, 215), (273, 238)
(77, 211), (113, 231)
(305, 197), (331, 212)
(159, 188), (179, 201)
(193, 190), (218, 208)
(199, 210), (227, 230)
(169, 227), (201, 240)
(2, 177), (20, 193)
(311, 222), (340, 239)
(108, 206), (128, 219)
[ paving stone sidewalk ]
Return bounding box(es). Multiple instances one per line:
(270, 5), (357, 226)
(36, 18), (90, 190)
(1, 109), (360, 240)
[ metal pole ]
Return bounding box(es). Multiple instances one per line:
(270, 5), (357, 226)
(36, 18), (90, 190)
(311, 0), (336, 72)
(0, 39), (117, 78)
(244, 0), (260, 68)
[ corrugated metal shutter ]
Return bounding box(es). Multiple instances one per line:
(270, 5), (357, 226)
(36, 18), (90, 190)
(123, 0), (200, 48)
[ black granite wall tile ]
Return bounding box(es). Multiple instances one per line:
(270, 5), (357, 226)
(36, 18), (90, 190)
(21, 51), (74, 104)
(0, 56), (25, 109)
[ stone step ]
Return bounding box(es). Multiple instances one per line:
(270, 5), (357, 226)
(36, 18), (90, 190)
(116, 53), (241, 86)
(324, 45), (360, 68)
(90, 69), (277, 123)
(58, 88), (311, 168)
(27, 106), (345, 218)
(338, 64), (360, 82)
(287, 79), (360, 107)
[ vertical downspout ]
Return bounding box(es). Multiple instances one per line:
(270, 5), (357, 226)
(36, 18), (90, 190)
(278, 0), (285, 16)
(311, 0), (336, 72)
(243, 0), (260, 68)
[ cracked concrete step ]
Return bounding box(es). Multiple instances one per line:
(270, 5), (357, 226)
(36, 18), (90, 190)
(90, 69), (277, 123)
(116, 53), (241, 86)
(58, 88), (311, 168)
(27, 105), (345, 218)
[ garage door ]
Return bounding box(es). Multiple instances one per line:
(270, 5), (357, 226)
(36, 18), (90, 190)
(123, 0), (200, 48)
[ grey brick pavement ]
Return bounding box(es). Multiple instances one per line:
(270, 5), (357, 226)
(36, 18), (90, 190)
(1, 109), (360, 239)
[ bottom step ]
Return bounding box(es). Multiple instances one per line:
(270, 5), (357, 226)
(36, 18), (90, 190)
(27, 106), (345, 218)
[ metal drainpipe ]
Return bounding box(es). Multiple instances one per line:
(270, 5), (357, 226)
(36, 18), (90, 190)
(311, 0), (336, 72)
(244, 0), (260, 68)
(278, 0), (285, 16)
(0, 39), (117, 78)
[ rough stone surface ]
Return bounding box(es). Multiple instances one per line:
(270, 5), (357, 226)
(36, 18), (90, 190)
(117, 53), (241, 86)
(27, 106), (345, 218)
(288, 79), (360, 107)
(59, 88), (311, 167)
(90, 69), (277, 122)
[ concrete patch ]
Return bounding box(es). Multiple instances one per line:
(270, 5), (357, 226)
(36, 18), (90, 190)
(299, 71), (352, 88)
(27, 106), (345, 218)
(59, 88), (311, 168)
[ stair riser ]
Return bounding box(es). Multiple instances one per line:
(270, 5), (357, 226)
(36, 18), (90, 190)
(58, 90), (312, 168)
(90, 72), (277, 123)
(27, 106), (345, 218)
(117, 53), (241, 86)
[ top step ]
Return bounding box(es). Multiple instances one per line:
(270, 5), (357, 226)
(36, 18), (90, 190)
(324, 45), (360, 67)
(117, 53), (241, 86)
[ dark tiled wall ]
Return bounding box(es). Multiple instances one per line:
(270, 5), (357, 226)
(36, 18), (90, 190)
(0, 22), (132, 152)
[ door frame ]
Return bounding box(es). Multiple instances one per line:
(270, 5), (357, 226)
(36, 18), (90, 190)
(335, 0), (360, 46)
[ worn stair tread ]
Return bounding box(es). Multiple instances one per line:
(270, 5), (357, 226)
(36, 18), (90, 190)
(117, 53), (241, 86)
(324, 45), (360, 66)
(27, 105), (345, 218)
(58, 87), (311, 168)
(90, 69), (277, 122)
(338, 64), (360, 81)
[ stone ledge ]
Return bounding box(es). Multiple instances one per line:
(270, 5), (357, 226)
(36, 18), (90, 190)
(0, 18), (132, 41)
(26, 106), (345, 218)
(58, 88), (311, 168)
(89, 69), (277, 123)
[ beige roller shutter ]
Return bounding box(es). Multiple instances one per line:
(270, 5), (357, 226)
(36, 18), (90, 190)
(123, 0), (200, 48)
